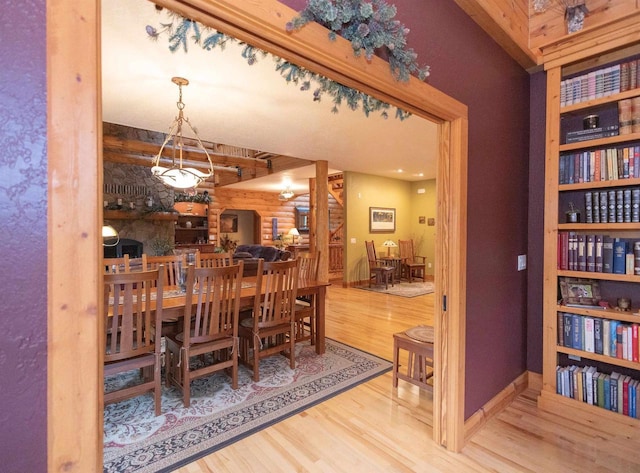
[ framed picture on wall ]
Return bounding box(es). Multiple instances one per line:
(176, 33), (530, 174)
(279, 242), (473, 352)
(369, 207), (396, 233)
(220, 213), (238, 233)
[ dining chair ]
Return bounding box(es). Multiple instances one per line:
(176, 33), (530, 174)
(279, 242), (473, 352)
(239, 259), (298, 382)
(142, 253), (187, 287)
(365, 240), (394, 289)
(103, 267), (164, 416)
(295, 251), (320, 345)
(199, 251), (233, 268)
(104, 254), (130, 274)
(165, 261), (244, 407)
(398, 239), (426, 283)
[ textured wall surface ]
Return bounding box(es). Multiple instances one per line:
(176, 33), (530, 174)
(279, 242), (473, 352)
(0, 0), (48, 471)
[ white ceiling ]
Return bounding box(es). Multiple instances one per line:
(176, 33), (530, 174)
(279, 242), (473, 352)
(101, 0), (438, 194)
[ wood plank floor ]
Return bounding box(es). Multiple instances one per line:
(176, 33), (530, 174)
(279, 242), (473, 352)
(174, 285), (640, 473)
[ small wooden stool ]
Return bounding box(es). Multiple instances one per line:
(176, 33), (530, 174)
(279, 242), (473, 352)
(393, 325), (434, 392)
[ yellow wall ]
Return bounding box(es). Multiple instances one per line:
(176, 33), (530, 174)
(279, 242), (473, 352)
(344, 172), (436, 283)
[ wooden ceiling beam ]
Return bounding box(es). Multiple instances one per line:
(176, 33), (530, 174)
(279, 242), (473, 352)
(453, 0), (539, 70)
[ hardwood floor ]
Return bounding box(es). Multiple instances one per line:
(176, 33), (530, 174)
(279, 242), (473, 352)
(174, 285), (640, 473)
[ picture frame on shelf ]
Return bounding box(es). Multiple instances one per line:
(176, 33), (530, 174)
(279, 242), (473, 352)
(559, 277), (601, 306)
(369, 207), (396, 233)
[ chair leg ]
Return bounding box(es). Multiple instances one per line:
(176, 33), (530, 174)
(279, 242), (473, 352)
(289, 322), (296, 370)
(182, 350), (191, 408)
(154, 354), (162, 416)
(252, 338), (260, 382)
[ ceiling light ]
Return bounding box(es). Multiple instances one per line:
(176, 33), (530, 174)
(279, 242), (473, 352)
(151, 77), (214, 190)
(279, 187), (295, 200)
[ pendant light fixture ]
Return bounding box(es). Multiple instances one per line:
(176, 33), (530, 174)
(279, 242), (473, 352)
(151, 77), (214, 189)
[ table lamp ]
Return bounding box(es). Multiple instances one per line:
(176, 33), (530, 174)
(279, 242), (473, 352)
(382, 239), (397, 257)
(102, 225), (119, 247)
(288, 227), (300, 245)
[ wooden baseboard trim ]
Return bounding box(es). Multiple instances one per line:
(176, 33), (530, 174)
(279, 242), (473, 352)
(464, 371), (529, 441)
(528, 371), (542, 393)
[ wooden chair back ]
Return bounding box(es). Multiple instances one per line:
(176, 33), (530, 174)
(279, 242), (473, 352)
(297, 251), (320, 281)
(104, 254), (130, 274)
(103, 268), (163, 362)
(181, 261), (244, 345)
(142, 254), (189, 287)
(398, 239), (416, 262)
(103, 267), (164, 415)
(253, 259), (299, 329)
(365, 240), (379, 266)
(199, 251), (233, 268)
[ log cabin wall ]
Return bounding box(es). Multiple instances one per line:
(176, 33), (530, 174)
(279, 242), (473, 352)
(207, 187), (343, 247)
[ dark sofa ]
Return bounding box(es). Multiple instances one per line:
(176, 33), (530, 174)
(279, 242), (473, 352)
(233, 244), (291, 276)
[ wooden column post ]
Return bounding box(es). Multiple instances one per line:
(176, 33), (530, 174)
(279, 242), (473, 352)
(315, 160), (329, 281)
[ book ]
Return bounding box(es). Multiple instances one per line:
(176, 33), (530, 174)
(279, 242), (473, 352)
(610, 320), (619, 356)
(584, 316), (595, 352)
(566, 130), (619, 143)
(594, 317), (603, 354)
(572, 314), (583, 350)
(595, 234), (603, 272)
(603, 235), (614, 273)
(603, 319), (611, 356)
(564, 313), (573, 348)
(585, 192), (593, 223)
(613, 238), (627, 274)
(604, 373), (611, 410)
(586, 234), (595, 271)
(578, 234), (587, 271)
(611, 371), (620, 412)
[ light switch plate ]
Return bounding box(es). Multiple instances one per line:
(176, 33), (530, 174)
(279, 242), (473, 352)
(517, 254), (527, 271)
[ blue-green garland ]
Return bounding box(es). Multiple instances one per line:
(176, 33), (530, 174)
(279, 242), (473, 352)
(146, 2), (429, 120)
(287, 0), (430, 82)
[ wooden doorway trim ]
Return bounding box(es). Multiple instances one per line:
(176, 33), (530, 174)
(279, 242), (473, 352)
(47, 0), (468, 470)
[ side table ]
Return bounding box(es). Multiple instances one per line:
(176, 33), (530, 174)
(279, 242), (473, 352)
(392, 325), (434, 392)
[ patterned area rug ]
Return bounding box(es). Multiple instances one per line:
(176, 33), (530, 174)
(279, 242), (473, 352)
(357, 281), (435, 298)
(103, 339), (391, 473)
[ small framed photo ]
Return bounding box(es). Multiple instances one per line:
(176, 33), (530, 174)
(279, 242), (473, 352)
(418, 216), (426, 224)
(559, 277), (601, 306)
(369, 207), (396, 233)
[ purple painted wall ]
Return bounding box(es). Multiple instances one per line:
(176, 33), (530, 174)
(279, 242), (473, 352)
(282, 0), (532, 417)
(528, 71), (547, 373)
(0, 0), (48, 471)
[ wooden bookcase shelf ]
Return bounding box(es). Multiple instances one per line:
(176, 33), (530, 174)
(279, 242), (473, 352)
(542, 42), (640, 426)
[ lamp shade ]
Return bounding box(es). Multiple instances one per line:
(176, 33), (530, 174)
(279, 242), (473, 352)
(102, 225), (119, 247)
(382, 239), (397, 257)
(288, 228), (300, 236)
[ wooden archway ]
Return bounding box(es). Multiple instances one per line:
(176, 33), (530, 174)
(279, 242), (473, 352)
(47, 1), (468, 470)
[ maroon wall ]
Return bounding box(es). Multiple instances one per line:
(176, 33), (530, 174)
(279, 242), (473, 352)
(282, 0), (531, 417)
(528, 71), (547, 373)
(0, 0), (48, 471)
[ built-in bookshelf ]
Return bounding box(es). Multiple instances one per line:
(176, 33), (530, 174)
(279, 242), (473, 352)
(542, 42), (640, 425)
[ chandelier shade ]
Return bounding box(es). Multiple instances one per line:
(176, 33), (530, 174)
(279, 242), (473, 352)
(151, 77), (214, 190)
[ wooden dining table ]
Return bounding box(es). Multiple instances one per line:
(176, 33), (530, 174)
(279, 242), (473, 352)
(158, 277), (330, 355)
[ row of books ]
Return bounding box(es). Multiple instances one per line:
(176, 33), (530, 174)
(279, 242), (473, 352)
(560, 59), (640, 107)
(565, 124), (619, 144)
(559, 146), (640, 184)
(557, 233), (640, 275)
(557, 313), (639, 362)
(556, 365), (640, 418)
(582, 189), (640, 224)
(619, 97), (640, 135)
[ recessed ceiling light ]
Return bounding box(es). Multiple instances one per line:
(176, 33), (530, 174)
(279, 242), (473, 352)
(397, 169), (403, 173)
